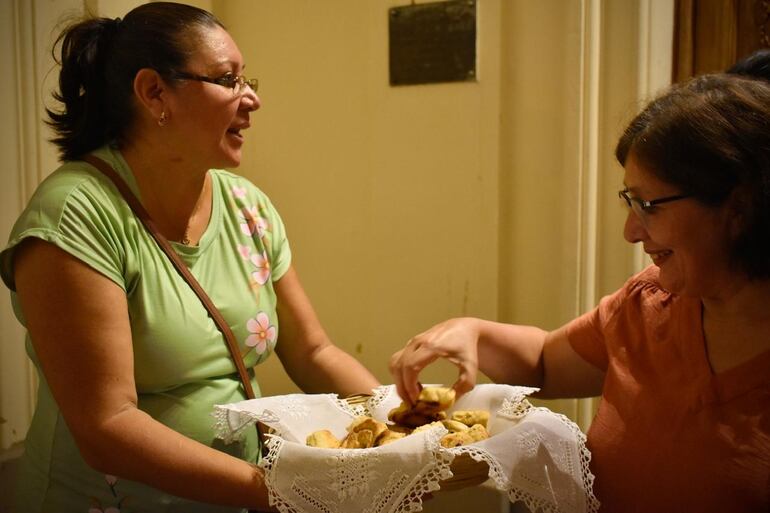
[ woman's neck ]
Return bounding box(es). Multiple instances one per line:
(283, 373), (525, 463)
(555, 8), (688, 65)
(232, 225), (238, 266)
(119, 139), (212, 245)
(701, 276), (770, 373)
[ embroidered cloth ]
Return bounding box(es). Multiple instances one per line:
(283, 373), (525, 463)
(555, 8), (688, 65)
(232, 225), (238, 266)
(214, 384), (599, 513)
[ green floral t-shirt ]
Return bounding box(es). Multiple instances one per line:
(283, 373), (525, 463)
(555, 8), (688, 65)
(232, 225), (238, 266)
(0, 145), (291, 513)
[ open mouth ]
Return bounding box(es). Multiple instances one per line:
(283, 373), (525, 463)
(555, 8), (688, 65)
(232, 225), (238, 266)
(227, 128), (244, 140)
(648, 250), (672, 264)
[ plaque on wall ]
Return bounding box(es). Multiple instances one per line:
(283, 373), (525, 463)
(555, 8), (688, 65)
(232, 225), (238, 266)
(389, 0), (477, 86)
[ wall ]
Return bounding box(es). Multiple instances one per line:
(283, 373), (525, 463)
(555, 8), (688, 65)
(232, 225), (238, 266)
(215, 0), (673, 426)
(0, 0), (674, 451)
(214, 0), (502, 396)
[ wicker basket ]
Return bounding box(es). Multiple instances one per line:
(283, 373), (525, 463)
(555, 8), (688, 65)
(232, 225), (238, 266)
(344, 394), (490, 491)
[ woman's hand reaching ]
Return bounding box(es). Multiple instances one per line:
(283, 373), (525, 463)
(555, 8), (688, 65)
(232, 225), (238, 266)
(388, 317), (482, 404)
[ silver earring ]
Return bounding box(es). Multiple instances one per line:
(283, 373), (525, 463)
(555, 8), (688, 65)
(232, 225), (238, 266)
(158, 111), (167, 127)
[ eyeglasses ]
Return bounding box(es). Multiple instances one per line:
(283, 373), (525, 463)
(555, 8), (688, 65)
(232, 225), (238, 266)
(619, 188), (690, 224)
(170, 70), (258, 95)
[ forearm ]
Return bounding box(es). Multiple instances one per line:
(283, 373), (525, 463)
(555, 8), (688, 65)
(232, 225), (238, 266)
(81, 406), (272, 511)
(475, 319), (547, 388)
(285, 343), (380, 396)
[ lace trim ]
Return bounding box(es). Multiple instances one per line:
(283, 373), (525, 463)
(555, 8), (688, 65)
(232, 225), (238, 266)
(211, 405), (260, 444)
(504, 407), (600, 513)
(332, 395), (368, 417)
(450, 445), (504, 486)
(394, 428), (455, 513)
(498, 396), (533, 421)
(367, 385), (393, 412)
(259, 436), (302, 513)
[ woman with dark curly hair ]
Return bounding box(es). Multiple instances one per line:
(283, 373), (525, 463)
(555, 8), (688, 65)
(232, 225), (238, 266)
(390, 73), (770, 512)
(1, 3), (378, 512)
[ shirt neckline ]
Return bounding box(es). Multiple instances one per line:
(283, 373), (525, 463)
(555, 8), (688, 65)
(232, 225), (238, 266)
(98, 145), (222, 260)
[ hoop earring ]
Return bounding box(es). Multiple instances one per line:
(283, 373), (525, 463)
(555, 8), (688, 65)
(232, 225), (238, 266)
(158, 111), (167, 127)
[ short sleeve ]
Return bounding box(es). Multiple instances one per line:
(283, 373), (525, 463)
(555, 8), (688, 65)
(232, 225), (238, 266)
(565, 297), (614, 371)
(1, 169), (126, 292)
(260, 194), (292, 281)
(565, 266), (663, 372)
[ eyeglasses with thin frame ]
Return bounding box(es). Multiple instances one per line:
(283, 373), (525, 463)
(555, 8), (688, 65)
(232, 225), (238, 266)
(169, 70), (258, 95)
(618, 188), (690, 224)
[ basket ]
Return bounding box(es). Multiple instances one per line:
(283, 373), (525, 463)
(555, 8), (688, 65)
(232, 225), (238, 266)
(345, 394), (490, 491)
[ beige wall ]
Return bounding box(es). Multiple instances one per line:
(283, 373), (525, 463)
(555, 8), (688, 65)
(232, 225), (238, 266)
(0, 0), (674, 449)
(216, 0), (672, 424)
(215, 0), (503, 396)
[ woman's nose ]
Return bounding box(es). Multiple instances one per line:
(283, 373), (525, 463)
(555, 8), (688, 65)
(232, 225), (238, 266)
(623, 209), (647, 243)
(241, 87), (260, 112)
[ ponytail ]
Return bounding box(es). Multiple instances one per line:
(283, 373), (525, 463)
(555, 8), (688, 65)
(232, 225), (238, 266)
(47, 17), (121, 161)
(46, 3), (224, 161)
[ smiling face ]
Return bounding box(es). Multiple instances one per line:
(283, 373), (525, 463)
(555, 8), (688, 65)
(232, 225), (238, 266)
(622, 153), (738, 298)
(163, 25), (260, 169)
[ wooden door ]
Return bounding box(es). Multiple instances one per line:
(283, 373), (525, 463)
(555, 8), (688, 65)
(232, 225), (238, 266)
(673, 0), (770, 81)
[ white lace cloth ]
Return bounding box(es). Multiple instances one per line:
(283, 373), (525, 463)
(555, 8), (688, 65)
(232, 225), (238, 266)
(213, 384), (599, 513)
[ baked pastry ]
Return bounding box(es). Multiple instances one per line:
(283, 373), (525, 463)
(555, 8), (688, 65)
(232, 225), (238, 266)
(375, 429), (406, 446)
(439, 423), (489, 447)
(347, 416), (388, 439)
(466, 423), (489, 442)
(306, 429), (341, 448)
(388, 386), (456, 428)
(442, 419), (469, 432)
(451, 410), (490, 428)
(306, 386), (492, 450)
(341, 428), (376, 449)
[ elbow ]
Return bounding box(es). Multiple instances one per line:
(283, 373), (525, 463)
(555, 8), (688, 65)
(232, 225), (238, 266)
(66, 409), (136, 475)
(71, 426), (121, 474)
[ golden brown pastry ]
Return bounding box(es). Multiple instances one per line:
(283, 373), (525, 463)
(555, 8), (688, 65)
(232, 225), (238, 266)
(466, 423), (490, 442)
(451, 410), (490, 428)
(306, 429), (342, 448)
(375, 429), (407, 446)
(340, 428), (376, 449)
(442, 419), (469, 432)
(411, 421), (445, 434)
(388, 386), (456, 428)
(306, 388), (492, 450)
(347, 416), (388, 440)
(439, 431), (475, 448)
(417, 386), (456, 411)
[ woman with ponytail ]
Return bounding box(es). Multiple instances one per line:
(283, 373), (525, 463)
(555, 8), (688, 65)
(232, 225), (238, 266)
(1, 3), (378, 512)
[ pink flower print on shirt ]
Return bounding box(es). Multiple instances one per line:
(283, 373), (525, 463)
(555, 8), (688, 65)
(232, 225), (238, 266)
(240, 206), (268, 238)
(245, 312), (277, 355)
(238, 243), (251, 260)
(232, 185), (247, 200)
(250, 250), (271, 285)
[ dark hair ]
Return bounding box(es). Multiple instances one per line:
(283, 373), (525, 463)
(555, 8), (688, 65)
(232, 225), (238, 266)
(616, 74), (770, 279)
(47, 2), (225, 161)
(727, 49), (770, 82)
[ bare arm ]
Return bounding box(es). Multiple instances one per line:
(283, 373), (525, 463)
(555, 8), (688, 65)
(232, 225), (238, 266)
(14, 239), (273, 511)
(274, 266), (380, 396)
(389, 317), (604, 404)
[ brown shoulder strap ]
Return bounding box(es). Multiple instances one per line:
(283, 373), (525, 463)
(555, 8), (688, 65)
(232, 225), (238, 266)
(82, 155), (257, 400)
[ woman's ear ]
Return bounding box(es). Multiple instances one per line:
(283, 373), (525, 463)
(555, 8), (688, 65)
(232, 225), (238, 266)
(133, 68), (168, 122)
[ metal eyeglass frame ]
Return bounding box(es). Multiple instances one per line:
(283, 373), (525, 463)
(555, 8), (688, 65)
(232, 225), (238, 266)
(618, 188), (690, 212)
(169, 70), (258, 94)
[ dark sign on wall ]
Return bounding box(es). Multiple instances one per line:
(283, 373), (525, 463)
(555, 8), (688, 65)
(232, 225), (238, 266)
(389, 0), (477, 86)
